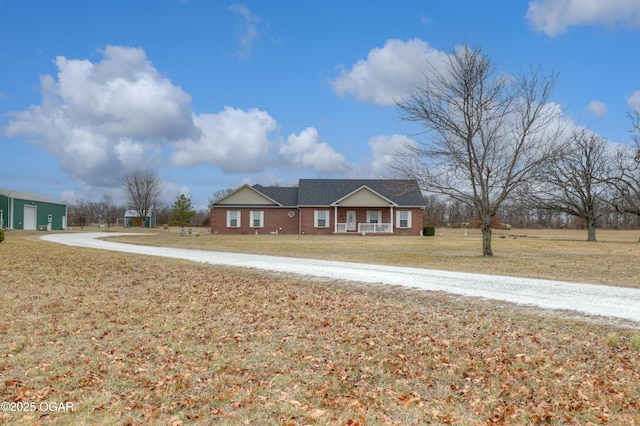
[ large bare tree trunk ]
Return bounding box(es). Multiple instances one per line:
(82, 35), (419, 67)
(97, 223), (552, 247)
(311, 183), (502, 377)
(586, 219), (597, 242)
(482, 214), (493, 256)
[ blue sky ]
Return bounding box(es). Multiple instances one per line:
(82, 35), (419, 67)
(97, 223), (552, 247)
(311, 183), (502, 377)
(2, 0), (640, 210)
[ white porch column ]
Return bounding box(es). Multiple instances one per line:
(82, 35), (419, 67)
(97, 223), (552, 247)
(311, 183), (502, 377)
(390, 206), (394, 233)
(334, 205), (338, 233)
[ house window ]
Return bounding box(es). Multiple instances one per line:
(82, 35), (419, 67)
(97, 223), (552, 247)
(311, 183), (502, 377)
(314, 210), (330, 228)
(397, 211), (412, 228)
(250, 210), (264, 228)
(227, 210), (241, 228)
(367, 210), (382, 223)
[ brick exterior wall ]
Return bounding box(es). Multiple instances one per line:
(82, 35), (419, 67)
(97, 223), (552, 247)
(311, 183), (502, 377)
(299, 207), (331, 235)
(211, 207), (424, 235)
(210, 207), (299, 234)
(392, 208), (425, 236)
(299, 207), (424, 236)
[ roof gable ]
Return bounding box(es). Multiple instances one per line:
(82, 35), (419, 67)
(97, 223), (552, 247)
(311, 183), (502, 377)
(333, 186), (396, 207)
(213, 185), (280, 206)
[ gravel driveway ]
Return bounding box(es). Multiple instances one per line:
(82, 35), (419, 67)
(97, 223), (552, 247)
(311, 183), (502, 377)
(42, 232), (640, 326)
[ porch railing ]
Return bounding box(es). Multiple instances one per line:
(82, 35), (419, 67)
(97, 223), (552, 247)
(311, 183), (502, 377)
(335, 223), (347, 233)
(358, 222), (392, 234)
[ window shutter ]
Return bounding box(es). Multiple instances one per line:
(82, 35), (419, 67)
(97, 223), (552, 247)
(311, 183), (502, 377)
(396, 211), (412, 228)
(250, 210), (264, 227)
(314, 210), (329, 228)
(227, 210), (241, 227)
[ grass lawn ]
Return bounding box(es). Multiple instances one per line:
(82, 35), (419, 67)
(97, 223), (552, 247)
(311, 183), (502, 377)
(1, 229), (639, 424)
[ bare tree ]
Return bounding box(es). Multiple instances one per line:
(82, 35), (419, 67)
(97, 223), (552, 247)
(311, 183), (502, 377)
(609, 113), (640, 237)
(611, 147), (640, 213)
(529, 129), (611, 241)
(154, 203), (171, 226)
(631, 111), (640, 145)
(395, 45), (563, 255)
(97, 193), (124, 228)
(122, 170), (162, 225)
(68, 199), (93, 230)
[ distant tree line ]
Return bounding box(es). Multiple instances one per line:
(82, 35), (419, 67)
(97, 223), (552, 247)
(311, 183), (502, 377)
(422, 194), (640, 231)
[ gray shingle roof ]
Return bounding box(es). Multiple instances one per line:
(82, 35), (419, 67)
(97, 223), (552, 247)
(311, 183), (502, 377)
(225, 180), (424, 207)
(252, 185), (299, 206)
(297, 179), (425, 206)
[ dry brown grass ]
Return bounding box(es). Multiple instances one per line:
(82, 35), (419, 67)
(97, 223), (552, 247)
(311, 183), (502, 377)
(1, 231), (640, 424)
(104, 226), (640, 288)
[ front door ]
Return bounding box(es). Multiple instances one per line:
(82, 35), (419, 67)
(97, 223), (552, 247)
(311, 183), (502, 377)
(346, 210), (356, 231)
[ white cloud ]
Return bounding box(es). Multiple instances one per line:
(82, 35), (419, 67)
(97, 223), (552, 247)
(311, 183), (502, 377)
(366, 134), (418, 177)
(526, 0), (640, 36)
(278, 127), (351, 175)
(369, 134), (417, 177)
(4, 45), (372, 190)
(171, 107), (278, 173)
(55, 46), (196, 140)
(179, 185), (191, 198)
(4, 45), (194, 186)
(329, 38), (449, 106)
(228, 3), (261, 59)
(161, 182), (192, 206)
(60, 190), (77, 204)
(3, 45), (290, 185)
(628, 91), (640, 113)
(587, 100), (608, 117)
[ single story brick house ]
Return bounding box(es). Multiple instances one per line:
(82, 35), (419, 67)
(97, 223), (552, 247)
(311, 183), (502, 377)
(210, 179), (425, 236)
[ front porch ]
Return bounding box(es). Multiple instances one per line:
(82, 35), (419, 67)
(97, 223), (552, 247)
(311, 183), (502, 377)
(332, 206), (395, 234)
(335, 222), (393, 234)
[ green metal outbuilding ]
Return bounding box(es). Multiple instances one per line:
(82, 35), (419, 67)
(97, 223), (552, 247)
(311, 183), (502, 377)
(0, 188), (67, 230)
(124, 210), (157, 228)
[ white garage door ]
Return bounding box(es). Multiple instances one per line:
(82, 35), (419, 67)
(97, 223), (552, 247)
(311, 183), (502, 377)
(23, 205), (37, 230)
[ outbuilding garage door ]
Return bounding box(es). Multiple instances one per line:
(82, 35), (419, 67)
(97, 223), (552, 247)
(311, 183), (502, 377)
(23, 205), (37, 230)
